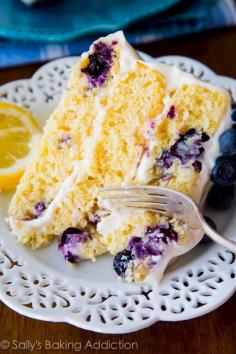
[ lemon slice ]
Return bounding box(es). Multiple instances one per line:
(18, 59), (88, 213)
(0, 102), (41, 191)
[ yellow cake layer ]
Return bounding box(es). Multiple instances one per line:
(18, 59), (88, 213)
(8, 32), (137, 249)
(8, 33), (124, 221)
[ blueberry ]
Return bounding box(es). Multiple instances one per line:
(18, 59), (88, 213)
(200, 216), (217, 244)
(211, 156), (236, 187)
(173, 140), (189, 158)
(66, 251), (80, 264)
(33, 201), (46, 218)
(58, 227), (90, 263)
(84, 53), (106, 77)
(207, 184), (235, 211)
(113, 249), (134, 277)
(167, 105), (176, 119)
(157, 150), (173, 169)
(81, 41), (114, 88)
(219, 128), (236, 156)
(232, 111), (236, 123)
(192, 160), (202, 173)
(127, 236), (162, 259)
(156, 129), (207, 170)
(185, 128), (197, 138)
(201, 132), (210, 142)
(59, 227), (89, 246)
(231, 104), (236, 122)
(171, 129), (205, 163)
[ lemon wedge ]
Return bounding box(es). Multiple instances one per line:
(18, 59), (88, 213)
(0, 102), (41, 191)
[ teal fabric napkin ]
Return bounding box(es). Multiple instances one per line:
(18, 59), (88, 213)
(0, 0), (235, 68)
(0, 0), (181, 42)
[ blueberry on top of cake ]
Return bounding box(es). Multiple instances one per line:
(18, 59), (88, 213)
(81, 41), (116, 88)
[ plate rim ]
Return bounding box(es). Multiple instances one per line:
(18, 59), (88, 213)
(0, 54), (235, 334)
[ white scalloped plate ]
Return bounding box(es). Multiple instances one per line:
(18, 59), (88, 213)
(0, 55), (235, 334)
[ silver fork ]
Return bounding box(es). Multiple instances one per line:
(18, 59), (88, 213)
(99, 186), (236, 253)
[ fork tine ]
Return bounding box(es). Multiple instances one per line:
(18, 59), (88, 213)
(100, 186), (166, 196)
(116, 200), (168, 211)
(99, 186), (171, 216)
(100, 193), (167, 204)
(113, 205), (170, 216)
(115, 199), (167, 206)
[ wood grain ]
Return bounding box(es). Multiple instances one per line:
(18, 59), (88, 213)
(0, 27), (236, 354)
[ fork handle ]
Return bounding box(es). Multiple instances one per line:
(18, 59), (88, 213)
(201, 217), (236, 253)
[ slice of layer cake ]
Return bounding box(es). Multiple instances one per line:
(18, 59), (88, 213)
(7, 31), (232, 284)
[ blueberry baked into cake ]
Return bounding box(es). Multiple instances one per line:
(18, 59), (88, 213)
(7, 31), (235, 285)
